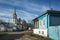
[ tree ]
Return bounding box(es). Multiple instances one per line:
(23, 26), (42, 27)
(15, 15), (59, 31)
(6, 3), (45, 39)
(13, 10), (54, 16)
(27, 23), (34, 29)
(18, 18), (21, 24)
(22, 20), (27, 30)
(17, 18), (21, 25)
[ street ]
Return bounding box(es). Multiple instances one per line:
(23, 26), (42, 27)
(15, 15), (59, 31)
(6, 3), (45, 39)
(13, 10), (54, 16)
(0, 31), (52, 40)
(0, 31), (30, 40)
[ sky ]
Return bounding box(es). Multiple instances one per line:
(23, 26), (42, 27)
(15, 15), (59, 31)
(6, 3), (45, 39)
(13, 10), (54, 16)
(0, 0), (60, 22)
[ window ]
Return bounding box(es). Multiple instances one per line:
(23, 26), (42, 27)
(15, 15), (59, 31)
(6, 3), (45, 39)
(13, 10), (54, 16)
(39, 31), (40, 34)
(43, 20), (45, 25)
(50, 16), (60, 26)
(40, 21), (42, 26)
(42, 31), (44, 34)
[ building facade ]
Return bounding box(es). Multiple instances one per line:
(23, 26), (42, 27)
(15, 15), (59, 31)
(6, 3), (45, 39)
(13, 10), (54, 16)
(33, 10), (60, 40)
(0, 24), (6, 31)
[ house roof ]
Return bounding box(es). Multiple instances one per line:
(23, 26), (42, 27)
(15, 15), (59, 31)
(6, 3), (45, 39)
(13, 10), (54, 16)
(33, 10), (60, 21)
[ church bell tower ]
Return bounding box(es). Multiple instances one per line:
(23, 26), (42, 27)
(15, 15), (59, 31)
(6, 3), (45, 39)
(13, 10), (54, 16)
(12, 8), (18, 25)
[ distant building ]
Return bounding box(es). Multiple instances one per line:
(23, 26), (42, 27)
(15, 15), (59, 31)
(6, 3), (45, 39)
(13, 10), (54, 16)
(12, 8), (27, 31)
(12, 8), (23, 30)
(12, 8), (18, 25)
(0, 24), (6, 31)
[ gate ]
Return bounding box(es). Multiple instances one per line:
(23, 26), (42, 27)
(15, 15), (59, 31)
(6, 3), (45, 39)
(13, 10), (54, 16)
(48, 26), (60, 40)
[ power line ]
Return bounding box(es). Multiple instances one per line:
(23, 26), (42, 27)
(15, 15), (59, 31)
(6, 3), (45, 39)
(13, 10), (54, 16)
(49, 0), (53, 10)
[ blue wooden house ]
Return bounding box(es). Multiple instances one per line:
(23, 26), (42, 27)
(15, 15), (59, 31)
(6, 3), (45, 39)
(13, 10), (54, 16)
(33, 10), (60, 40)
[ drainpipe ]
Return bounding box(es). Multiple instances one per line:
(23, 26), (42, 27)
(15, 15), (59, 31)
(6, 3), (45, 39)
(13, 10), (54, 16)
(47, 14), (49, 37)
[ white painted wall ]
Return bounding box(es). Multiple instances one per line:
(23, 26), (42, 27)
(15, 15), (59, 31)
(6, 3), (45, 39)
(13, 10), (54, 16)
(33, 29), (47, 37)
(33, 29), (39, 34)
(39, 29), (47, 37)
(0, 27), (6, 31)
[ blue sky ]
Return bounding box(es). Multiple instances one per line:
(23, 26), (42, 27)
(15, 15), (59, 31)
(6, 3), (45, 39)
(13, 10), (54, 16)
(0, 0), (60, 22)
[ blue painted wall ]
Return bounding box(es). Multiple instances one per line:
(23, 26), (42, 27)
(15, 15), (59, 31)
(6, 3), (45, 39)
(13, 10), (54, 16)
(48, 13), (60, 40)
(48, 26), (60, 40)
(48, 26), (58, 40)
(36, 12), (60, 40)
(38, 13), (48, 29)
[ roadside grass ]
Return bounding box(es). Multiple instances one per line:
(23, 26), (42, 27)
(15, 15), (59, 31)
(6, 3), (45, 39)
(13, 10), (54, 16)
(0, 32), (8, 36)
(23, 30), (53, 40)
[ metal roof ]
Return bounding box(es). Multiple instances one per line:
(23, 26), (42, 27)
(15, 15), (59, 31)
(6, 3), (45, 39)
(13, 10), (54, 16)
(33, 10), (60, 21)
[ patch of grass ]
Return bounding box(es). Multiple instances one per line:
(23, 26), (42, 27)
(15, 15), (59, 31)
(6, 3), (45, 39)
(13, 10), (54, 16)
(0, 32), (8, 36)
(30, 34), (52, 40)
(23, 31), (32, 35)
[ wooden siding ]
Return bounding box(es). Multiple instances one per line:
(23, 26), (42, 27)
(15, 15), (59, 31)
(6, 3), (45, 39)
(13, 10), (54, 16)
(38, 14), (48, 29)
(34, 19), (39, 28)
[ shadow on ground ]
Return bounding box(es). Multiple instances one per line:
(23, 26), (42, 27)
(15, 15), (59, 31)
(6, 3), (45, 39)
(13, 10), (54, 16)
(0, 34), (24, 40)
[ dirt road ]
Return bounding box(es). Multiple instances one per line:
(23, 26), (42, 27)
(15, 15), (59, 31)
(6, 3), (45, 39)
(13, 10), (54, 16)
(0, 31), (30, 40)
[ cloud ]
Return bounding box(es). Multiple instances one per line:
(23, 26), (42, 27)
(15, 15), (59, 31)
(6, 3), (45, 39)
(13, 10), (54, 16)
(0, 0), (26, 7)
(16, 10), (38, 22)
(41, 6), (50, 12)
(0, 0), (50, 12)
(0, 17), (10, 22)
(0, 13), (12, 17)
(25, 3), (50, 12)
(0, 8), (13, 22)
(0, 0), (50, 22)
(0, 8), (38, 22)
